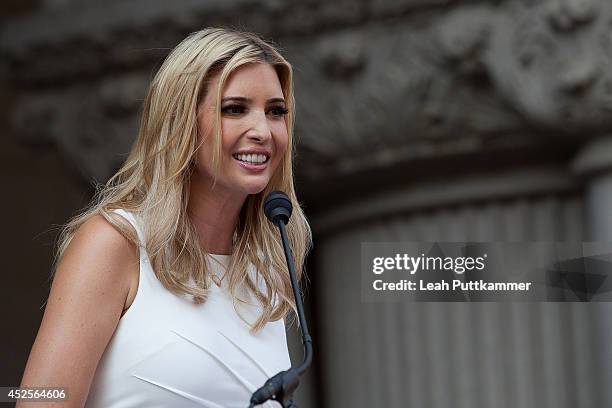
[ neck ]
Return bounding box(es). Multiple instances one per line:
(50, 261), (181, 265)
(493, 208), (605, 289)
(187, 173), (246, 255)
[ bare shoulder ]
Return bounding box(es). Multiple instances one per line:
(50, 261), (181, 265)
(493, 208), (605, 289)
(64, 213), (140, 314)
(70, 213), (139, 262)
(55, 214), (139, 303)
(18, 214), (139, 407)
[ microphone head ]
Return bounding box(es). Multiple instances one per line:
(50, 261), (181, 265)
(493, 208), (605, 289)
(264, 191), (293, 225)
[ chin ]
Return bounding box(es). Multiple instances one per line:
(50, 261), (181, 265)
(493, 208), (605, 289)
(241, 182), (269, 196)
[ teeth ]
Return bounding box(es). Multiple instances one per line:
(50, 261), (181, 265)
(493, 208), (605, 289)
(233, 153), (268, 164)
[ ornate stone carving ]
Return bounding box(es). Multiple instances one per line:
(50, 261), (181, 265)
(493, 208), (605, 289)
(1, 0), (457, 86)
(483, 0), (612, 130)
(3, 0), (612, 186)
(288, 20), (523, 179)
(290, 0), (612, 181)
(11, 75), (146, 182)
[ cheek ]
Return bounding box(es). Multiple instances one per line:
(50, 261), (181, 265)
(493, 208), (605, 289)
(220, 121), (245, 151)
(197, 138), (213, 164)
(196, 117), (216, 163)
(273, 124), (289, 155)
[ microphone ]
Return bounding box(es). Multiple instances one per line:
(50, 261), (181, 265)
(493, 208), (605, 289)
(263, 191), (292, 225)
(249, 191), (313, 408)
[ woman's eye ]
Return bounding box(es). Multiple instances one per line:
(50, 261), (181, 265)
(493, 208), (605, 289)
(221, 104), (288, 117)
(269, 107), (289, 117)
(221, 104), (245, 115)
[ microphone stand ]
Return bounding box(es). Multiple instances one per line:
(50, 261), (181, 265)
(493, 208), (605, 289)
(249, 193), (313, 408)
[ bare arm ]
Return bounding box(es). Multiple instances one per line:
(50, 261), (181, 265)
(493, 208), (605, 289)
(17, 215), (139, 407)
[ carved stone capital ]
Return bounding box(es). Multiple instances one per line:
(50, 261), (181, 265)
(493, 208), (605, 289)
(4, 0), (612, 190)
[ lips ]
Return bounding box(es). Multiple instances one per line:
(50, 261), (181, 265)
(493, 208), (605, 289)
(232, 155), (268, 172)
(232, 153), (270, 164)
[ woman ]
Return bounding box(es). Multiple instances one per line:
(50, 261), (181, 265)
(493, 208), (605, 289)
(18, 27), (312, 407)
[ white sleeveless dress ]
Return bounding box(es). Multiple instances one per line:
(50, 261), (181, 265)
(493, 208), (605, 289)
(84, 209), (291, 408)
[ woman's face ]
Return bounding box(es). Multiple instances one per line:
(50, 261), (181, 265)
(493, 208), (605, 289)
(194, 63), (289, 197)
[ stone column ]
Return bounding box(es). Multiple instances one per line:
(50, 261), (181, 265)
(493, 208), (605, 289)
(573, 135), (612, 407)
(313, 170), (596, 408)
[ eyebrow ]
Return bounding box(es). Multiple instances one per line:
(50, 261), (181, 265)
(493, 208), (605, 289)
(221, 96), (286, 104)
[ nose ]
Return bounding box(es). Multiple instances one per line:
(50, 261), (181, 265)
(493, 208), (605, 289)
(246, 110), (272, 143)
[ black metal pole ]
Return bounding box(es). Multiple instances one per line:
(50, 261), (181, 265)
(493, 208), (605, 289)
(249, 191), (314, 407)
(276, 219), (313, 376)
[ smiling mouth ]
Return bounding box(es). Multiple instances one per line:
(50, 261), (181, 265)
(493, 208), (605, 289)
(232, 153), (270, 165)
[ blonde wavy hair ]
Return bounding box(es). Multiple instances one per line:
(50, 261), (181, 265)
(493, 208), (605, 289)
(52, 27), (312, 333)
